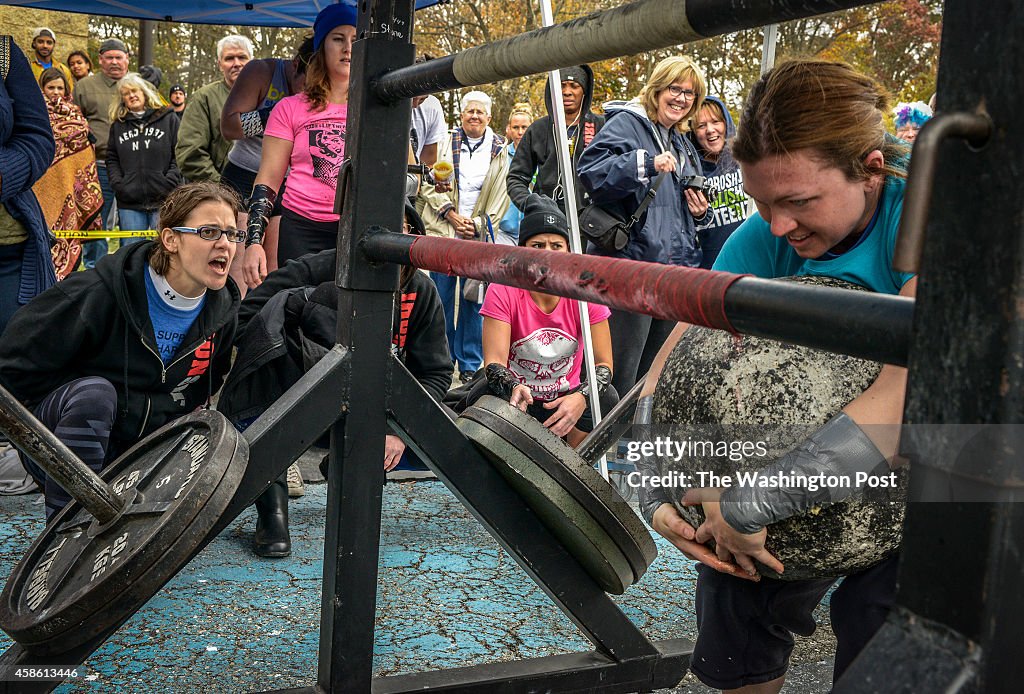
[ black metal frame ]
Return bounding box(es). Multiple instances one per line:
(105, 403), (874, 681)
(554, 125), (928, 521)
(2, 0), (1020, 691)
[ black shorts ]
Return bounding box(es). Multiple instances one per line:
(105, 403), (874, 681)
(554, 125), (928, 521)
(221, 161), (257, 205)
(278, 205), (339, 266)
(691, 553), (899, 689)
(220, 162), (287, 214)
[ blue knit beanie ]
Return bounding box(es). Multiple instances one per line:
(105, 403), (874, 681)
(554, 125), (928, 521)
(314, 3), (358, 51)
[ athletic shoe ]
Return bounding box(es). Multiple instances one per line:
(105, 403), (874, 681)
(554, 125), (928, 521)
(286, 462), (305, 498)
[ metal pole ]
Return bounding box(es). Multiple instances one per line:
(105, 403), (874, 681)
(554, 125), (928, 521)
(538, 0), (606, 478)
(758, 23), (778, 75)
(362, 233), (914, 367)
(0, 385), (123, 524)
(138, 20), (155, 68)
(374, 0), (875, 101)
(318, 0), (415, 691)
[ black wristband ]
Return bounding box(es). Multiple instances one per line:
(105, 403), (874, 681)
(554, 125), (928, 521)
(246, 184), (278, 247)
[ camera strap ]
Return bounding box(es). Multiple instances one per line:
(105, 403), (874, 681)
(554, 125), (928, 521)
(627, 172), (667, 228)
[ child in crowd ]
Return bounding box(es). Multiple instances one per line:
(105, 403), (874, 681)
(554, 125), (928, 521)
(463, 194), (617, 447)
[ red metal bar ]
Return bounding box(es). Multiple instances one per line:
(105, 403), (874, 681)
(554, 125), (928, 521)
(406, 236), (742, 333)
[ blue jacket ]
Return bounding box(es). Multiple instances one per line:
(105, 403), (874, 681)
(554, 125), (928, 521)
(577, 100), (705, 266)
(0, 38), (57, 306)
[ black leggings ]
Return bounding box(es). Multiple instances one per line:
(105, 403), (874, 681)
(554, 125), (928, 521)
(607, 308), (676, 395)
(20, 377), (119, 519)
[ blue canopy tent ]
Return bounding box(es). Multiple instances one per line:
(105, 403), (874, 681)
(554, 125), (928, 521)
(2, 0), (445, 27)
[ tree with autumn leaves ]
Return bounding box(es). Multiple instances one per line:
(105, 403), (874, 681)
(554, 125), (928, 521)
(86, 0), (941, 130)
(414, 0), (943, 128)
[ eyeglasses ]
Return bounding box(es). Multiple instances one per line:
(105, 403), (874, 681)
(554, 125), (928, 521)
(172, 226), (246, 243)
(665, 85), (696, 100)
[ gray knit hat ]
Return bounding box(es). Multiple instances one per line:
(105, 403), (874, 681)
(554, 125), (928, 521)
(99, 38), (129, 54)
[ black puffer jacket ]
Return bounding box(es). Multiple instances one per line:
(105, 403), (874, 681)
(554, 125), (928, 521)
(0, 241), (239, 446)
(107, 106), (183, 211)
(218, 249), (451, 424)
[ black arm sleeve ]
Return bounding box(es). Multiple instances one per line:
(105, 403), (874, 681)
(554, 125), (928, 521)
(237, 250), (336, 339)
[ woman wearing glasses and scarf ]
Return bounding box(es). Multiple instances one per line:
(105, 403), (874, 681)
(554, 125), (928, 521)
(577, 55), (711, 396)
(0, 182), (242, 519)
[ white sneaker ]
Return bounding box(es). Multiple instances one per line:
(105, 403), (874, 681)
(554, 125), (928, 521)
(286, 462), (305, 497)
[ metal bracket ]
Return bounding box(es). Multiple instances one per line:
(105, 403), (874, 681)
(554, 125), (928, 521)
(894, 111), (992, 273)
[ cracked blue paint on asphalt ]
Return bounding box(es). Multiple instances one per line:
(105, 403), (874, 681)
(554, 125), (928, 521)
(0, 480), (707, 692)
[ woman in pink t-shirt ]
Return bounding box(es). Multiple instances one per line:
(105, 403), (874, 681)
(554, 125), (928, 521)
(240, 3), (355, 288)
(478, 195), (616, 447)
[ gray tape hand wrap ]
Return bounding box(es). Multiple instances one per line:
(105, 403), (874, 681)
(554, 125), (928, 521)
(633, 395), (677, 526)
(245, 184), (278, 247)
(579, 365), (612, 398)
(720, 412), (890, 534)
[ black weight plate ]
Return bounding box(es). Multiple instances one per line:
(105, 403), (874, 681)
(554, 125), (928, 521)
(456, 417), (634, 594)
(0, 409), (247, 654)
(463, 396), (657, 581)
(462, 403), (654, 582)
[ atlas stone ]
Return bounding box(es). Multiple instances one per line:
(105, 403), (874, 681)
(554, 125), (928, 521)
(652, 275), (907, 580)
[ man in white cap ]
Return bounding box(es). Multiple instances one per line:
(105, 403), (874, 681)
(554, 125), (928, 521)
(28, 28), (74, 92)
(74, 37), (131, 267)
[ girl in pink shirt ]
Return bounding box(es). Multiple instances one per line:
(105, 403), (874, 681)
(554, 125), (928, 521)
(241, 4), (356, 288)
(478, 195), (616, 447)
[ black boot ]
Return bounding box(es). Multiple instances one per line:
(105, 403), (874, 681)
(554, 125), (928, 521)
(254, 478), (291, 557)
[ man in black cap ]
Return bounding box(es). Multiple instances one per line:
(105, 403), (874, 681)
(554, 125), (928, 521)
(169, 85), (186, 117)
(507, 65), (605, 215)
(73, 37), (132, 267)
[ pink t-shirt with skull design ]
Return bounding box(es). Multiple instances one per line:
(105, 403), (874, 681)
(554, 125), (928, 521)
(480, 284), (611, 401)
(265, 94), (348, 222)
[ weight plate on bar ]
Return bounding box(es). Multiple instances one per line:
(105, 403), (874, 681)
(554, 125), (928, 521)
(0, 409), (247, 654)
(461, 397), (657, 583)
(456, 416), (634, 594)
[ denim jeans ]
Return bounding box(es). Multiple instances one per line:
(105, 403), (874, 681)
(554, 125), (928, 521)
(429, 271), (483, 373)
(117, 208), (160, 246)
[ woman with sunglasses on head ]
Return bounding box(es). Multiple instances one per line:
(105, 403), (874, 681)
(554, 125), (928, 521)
(686, 94), (751, 269)
(0, 182), (242, 519)
(577, 55), (711, 397)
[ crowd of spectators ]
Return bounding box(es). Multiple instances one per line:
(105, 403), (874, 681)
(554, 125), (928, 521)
(0, 13), (927, 687)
